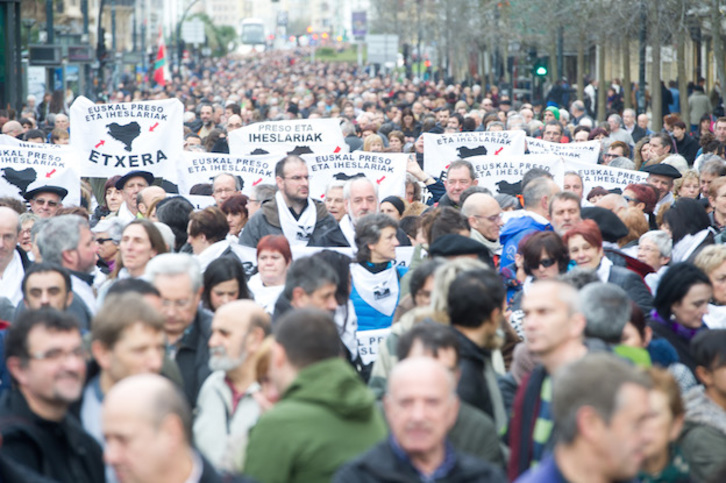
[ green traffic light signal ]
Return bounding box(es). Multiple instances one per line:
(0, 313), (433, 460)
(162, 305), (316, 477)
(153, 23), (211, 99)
(533, 58), (548, 77)
(535, 65), (547, 76)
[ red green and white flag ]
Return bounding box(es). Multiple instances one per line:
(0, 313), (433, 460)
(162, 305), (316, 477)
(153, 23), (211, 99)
(153, 26), (169, 86)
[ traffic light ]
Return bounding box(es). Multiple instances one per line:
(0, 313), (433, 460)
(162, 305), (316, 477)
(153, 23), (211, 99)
(533, 57), (548, 77)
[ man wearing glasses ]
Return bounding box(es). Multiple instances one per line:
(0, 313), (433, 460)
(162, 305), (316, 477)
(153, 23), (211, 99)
(24, 185), (67, 218)
(602, 140), (630, 166)
(211, 172), (241, 209)
(461, 193), (504, 261)
(1, 308), (105, 482)
(240, 155), (346, 248)
(145, 253), (211, 407)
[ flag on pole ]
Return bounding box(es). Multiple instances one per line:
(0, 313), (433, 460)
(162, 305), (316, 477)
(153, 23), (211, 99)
(153, 27), (169, 86)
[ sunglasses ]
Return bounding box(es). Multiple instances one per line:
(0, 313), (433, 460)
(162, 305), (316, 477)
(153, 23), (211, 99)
(537, 258), (556, 268)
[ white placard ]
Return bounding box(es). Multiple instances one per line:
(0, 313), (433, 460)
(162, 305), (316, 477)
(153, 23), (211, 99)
(452, 154), (565, 196)
(303, 152), (407, 201)
(423, 130), (526, 177)
(69, 96), (183, 181)
(356, 328), (391, 366)
(176, 152), (278, 196)
(565, 160), (648, 197)
(526, 137), (601, 164)
(0, 145), (81, 206)
(228, 119), (347, 156)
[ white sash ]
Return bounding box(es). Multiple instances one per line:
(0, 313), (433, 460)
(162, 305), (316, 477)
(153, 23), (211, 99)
(0, 251), (24, 305)
(340, 215), (357, 248)
(275, 191), (317, 246)
(350, 263), (399, 316)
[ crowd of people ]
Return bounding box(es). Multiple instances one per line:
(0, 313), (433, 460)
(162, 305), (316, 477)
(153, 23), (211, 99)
(1, 50), (726, 482)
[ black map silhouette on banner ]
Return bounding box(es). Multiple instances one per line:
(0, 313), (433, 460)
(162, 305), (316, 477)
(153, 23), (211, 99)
(107, 122), (141, 151)
(2, 167), (37, 196)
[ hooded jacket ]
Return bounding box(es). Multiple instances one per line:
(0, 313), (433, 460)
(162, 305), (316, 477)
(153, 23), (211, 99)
(239, 196), (347, 248)
(499, 215), (551, 270)
(243, 358), (387, 483)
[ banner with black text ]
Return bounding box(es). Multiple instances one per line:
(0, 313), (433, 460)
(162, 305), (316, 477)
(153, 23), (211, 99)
(423, 130), (526, 177)
(69, 96), (183, 181)
(176, 152), (278, 196)
(0, 145), (81, 206)
(457, 154), (564, 196)
(526, 137), (601, 164)
(564, 160), (648, 197)
(228, 119), (348, 155)
(302, 152), (407, 201)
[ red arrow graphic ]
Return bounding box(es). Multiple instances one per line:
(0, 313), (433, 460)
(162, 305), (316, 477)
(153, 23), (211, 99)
(495, 147), (504, 155)
(320, 193), (326, 199)
(376, 176), (386, 184)
(334, 146), (341, 153)
(95, 140), (105, 149)
(252, 178), (262, 186)
(445, 163), (450, 169)
(149, 122), (159, 132)
(45, 169), (56, 178)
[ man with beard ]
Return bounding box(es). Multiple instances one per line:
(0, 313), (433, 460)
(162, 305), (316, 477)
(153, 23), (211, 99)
(240, 155), (346, 248)
(193, 300), (270, 468)
(197, 103), (217, 140)
(0, 308), (105, 482)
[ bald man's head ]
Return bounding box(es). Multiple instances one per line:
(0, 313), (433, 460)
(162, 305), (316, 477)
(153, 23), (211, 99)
(1, 120), (23, 137)
(103, 374), (193, 482)
(209, 300), (270, 373)
(0, 206), (20, 270)
(385, 358), (459, 458)
(461, 193), (504, 242)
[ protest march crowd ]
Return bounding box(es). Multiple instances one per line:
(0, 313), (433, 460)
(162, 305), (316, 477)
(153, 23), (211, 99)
(1, 49), (726, 482)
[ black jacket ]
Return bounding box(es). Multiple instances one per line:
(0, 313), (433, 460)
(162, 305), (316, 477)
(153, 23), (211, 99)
(452, 328), (496, 420)
(607, 265), (654, 315)
(333, 439), (506, 483)
(0, 388), (105, 483)
(176, 309), (213, 407)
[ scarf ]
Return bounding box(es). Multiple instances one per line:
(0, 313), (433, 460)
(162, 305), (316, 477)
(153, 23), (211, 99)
(0, 250), (24, 305)
(650, 309), (705, 341)
(350, 262), (399, 316)
(671, 228), (713, 263)
(339, 214), (357, 248)
(275, 191), (317, 246)
(595, 253), (613, 282)
(704, 303), (726, 329)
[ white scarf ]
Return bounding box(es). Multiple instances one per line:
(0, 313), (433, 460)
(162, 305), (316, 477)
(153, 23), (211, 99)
(340, 214), (357, 248)
(596, 255), (613, 283)
(350, 263), (399, 316)
(0, 250), (24, 305)
(247, 274), (284, 315)
(704, 303), (726, 330)
(275, 191), (317, 246)
(671, 228), (713, 263)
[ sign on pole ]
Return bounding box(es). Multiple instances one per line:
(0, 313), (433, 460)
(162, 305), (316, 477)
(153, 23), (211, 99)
(366, 34), (399, 65)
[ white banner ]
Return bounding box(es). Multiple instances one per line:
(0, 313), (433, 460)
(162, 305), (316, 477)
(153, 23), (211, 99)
(228, 119), (348, 155)
(303, 152), (407, 201)
(0, 145), (81, 206)
(565, 160), (648, 197)
(0, 134), (63, 149)
(69, 96), (183, 181)
(526, 137), (601, 164)
(450, 154), (565, 196)
(423, 130), (526, 176)
(176, 152), (278, 196)
(357, 327), (390, 366)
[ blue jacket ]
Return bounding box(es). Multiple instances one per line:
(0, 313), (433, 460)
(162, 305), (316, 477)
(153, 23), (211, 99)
(351, 266), (407, 331)
(499, 216), (552, 270)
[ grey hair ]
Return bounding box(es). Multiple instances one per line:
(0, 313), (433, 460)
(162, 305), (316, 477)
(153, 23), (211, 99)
(558, 267), (601, 291)
(340, 120), (357, 137)
(325, 180), (346, 194)
(609, 157), (635, 170)
(30, 218), (48, 243)
(639, 230), (672, 258)
(282, 256), (339, 300)
(153, 222), (176, 253)
(37, 215), (88, 265)
(355, 213), (398, 262)
(522, 177), (556, 209)
(343, 176), (378, 202)
(431, 257), (489, 314)
(608, 113), (623, 126)
(212, 173), (241, 191)
(571, 100), (585, 113)
(580, 282), (631, 344)
(662, 154), (689, 174)
(18, 212), (38, 232)
(553, 353), (651, 444)
(91, 217), (125, 244)
(623, 108), (636, 118)
(506, 115), (525, 131)
(487, 121), (505, 131)
(144, 253), (202, 293)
